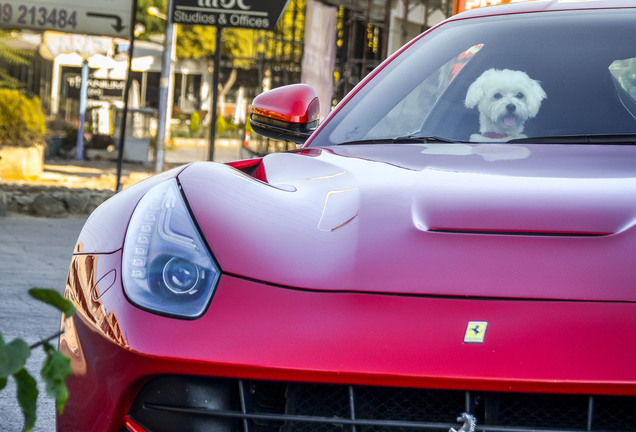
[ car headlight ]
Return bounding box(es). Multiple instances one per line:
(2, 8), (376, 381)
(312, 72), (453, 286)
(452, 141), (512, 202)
(122, 179), (220, 318)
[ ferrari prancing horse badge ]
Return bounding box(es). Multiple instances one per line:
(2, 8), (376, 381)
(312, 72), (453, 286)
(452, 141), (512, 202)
(464, 321), (488, 343)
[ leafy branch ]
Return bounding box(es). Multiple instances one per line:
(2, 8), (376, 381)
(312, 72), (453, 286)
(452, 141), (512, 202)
(0, 288), (75, 432)
(0, 29), (33, 90)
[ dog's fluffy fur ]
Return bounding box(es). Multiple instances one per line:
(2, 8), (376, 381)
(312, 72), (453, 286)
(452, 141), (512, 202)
(465, 69), (546, 142)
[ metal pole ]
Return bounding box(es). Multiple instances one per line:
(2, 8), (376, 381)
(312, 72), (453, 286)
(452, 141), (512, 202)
(75, 59), (88, 160)
(115, 34), (138, 192)
(116, 0), (139, 191)
(208, 27), (222, 162)
(154, 0), (176, 172)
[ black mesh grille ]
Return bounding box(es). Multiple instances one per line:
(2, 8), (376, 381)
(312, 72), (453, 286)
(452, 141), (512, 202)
(492, 393), (587, 429)
(593, 396), (636, 431)
(128, 376), (636, 432)
(283, 384), (350, 432)
(356, 387), (464, 422)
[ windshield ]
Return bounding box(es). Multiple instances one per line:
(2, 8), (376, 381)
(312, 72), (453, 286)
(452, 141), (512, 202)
(310, 9), (636, 146)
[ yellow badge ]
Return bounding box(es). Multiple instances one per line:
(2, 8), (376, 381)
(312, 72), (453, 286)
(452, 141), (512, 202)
(464, 321), (488, 343)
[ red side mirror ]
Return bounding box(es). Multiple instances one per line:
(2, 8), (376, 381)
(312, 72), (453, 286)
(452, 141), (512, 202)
(249, 84), (320, 144)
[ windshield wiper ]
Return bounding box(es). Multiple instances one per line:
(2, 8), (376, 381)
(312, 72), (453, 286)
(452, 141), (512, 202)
(393, 135), (457, 143)
(508, 134), (636, 144)
(338, 135), (457, 145)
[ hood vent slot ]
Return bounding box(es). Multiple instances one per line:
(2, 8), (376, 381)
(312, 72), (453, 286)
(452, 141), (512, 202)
(428, 228), (609, 237)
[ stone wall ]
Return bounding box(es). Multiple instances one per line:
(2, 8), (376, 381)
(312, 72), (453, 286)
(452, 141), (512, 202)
(0, 184), (114, 217)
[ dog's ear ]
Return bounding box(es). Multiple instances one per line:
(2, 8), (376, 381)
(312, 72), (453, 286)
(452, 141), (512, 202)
(465, 79), (484, 109)
(525, 78), (547, 118)
(465, 69), (495, 109)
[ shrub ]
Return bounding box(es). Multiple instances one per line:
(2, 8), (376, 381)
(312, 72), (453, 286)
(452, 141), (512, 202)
(216, 114), (230, 135)
(216, 114), (239, 137)
(0, 89), (46, 147)
(189, 112), (200, 135)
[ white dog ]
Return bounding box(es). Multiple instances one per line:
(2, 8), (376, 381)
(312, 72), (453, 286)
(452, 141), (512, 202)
(465, 69), (546, 142)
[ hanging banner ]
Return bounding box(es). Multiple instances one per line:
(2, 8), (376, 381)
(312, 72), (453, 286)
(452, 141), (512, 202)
(301, 0), (336, 122)
(171, 0), (289, 30)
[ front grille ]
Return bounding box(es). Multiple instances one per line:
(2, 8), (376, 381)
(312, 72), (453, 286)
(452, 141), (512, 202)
(127, 376), (636, 432)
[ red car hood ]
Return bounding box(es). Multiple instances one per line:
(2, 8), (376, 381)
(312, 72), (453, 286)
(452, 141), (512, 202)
(179, 143), (636, 302)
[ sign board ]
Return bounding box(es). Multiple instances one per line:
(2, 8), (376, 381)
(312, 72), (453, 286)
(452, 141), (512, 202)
(0, 0), (133, 38)
(64, 73), (125, 101)
(40, 32), (114, 59)
(171, 0), (290, 30)
(454, 0), (538, 14)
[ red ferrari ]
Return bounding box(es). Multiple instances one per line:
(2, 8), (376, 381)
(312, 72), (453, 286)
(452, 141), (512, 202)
(59, 1), (636, 431)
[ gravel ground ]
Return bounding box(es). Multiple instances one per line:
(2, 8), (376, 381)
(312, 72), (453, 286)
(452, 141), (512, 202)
(21, 159), (162, 191)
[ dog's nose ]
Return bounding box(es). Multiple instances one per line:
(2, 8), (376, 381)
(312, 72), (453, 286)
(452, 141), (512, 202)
(506, 104), (516, 113)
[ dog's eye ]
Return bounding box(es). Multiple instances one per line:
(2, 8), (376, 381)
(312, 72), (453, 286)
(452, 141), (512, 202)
(516, 92), (524, 99)
(493, 93), (502, 99)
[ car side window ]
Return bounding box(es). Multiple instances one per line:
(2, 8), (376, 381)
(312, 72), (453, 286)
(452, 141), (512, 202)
(609, 58), (636, 120)
(366, 44), (484, 139)
(610, 58), (636, 100)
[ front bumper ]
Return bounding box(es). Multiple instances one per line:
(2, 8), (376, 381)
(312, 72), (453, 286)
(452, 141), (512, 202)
(59, 252), (636, 431)
(125, 375), (636, 432)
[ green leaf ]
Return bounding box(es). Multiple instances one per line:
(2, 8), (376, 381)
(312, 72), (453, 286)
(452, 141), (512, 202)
(41, 347), (72, 413)
(0, 335), (30, 378)
(28, 288), (75, 318)
(0, 376), (6, 390)
(15, 368), (38, 432)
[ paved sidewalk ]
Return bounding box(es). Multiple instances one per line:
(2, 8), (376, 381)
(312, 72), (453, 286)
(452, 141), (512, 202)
(0, 213), (87, 432)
